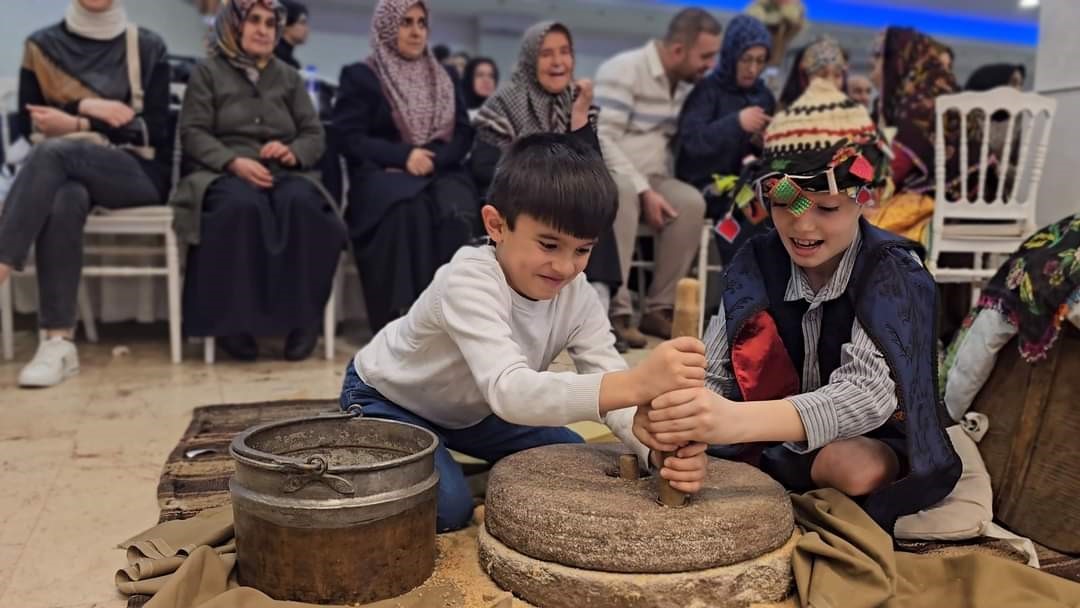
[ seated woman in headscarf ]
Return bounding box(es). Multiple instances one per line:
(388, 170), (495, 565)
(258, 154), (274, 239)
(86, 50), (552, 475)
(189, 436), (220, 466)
(469, 22), (623, 323)
(864, 26), (965, 245)
(334, 0), (478, 333)
(462, 56), (498, 121)
(0, 0), (170, 388)
(171, 0), (346, 361)
(674, 15), (773, 262)
(777, 36), (847, 111)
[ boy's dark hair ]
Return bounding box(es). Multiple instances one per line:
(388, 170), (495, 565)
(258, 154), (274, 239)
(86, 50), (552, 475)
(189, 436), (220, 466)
(487, 133), (617, 240)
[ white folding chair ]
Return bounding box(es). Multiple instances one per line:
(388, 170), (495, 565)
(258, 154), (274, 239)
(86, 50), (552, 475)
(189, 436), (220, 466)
(629, 220), (716, 339)
(1, 87), (185, 363)
(928, 87), (1057, 298)
(0, 77), (18, 360)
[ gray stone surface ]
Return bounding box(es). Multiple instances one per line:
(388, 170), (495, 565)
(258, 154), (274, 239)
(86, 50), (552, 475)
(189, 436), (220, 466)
(484, 444), (794, 574)
(478, 523), (796, 608)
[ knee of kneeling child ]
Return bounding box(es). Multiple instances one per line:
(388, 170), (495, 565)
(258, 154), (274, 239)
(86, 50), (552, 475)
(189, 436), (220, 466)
(812, 442), (895, 497)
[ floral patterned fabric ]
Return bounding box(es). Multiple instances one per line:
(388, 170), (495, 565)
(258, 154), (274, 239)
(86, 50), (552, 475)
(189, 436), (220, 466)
(877, 27), (986, 199)
(968, 213), (1080, 362)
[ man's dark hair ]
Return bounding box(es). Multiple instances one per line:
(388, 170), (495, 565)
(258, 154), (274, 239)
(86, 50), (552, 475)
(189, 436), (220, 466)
(664, 7), (722, 46)
(432, 44), (451, 62)
(488, 133), (617, 240)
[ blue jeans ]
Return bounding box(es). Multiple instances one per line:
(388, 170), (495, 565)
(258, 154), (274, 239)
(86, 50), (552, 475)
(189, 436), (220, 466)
(340, 362), (583, 532)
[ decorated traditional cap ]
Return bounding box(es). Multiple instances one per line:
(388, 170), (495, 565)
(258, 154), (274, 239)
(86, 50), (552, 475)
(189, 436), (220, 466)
(748, 77), (890, 215)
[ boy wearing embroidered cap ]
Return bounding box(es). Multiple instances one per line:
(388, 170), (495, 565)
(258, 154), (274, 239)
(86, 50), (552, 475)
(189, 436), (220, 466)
(634, 78), (961, 535)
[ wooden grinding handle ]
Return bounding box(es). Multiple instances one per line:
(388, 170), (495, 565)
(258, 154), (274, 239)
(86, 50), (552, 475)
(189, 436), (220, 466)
(657, 278), (701, 508)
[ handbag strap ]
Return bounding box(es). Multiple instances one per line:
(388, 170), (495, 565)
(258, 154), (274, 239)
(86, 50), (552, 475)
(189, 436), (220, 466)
(126, 24), (144, 115)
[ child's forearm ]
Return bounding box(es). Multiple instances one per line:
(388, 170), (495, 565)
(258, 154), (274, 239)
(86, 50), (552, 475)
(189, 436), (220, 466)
(598, 369), (646, 415)
(729, 399), (807, 444)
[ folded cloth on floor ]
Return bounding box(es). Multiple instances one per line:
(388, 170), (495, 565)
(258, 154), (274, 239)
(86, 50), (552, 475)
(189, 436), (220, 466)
(791, 488), (1080, 608)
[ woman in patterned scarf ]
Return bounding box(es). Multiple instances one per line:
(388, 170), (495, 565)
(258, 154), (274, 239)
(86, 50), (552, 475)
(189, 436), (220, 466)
(865, 26), (973, 246)
(333, 0), (478, 333)
(470, 21), (623, 344)
(172, 0), (346, 362)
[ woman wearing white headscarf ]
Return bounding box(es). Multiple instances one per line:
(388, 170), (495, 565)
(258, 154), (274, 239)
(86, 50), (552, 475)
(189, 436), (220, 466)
(0, 0), (170, 388)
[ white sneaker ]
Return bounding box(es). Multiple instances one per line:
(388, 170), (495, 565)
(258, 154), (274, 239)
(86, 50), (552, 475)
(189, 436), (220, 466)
(18, 337), (79, 388)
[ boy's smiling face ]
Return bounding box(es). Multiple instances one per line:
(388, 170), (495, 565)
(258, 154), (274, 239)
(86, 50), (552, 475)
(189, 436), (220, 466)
(770, 188), (863, 283)
(482, 206), (595, 300)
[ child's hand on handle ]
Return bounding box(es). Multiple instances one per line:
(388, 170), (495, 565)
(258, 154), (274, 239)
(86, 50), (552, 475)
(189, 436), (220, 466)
(632, 404), (679, 453)
(645, 386), (737, 446)
(628, 336), (706, 404)
(651, 443), (709, 494)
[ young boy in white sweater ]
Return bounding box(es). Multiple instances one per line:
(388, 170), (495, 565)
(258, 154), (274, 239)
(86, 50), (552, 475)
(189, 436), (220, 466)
(340, 133), (709, 532)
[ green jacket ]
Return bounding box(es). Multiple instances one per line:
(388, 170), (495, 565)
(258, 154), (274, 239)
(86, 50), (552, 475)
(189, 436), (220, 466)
(170, 54), (332, 244)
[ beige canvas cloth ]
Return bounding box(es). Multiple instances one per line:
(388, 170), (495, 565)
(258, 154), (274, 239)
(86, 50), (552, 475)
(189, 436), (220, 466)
(791, 489), (1080, 608)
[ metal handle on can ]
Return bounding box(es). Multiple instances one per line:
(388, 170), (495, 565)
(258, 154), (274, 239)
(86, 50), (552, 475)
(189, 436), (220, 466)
(281, 455), (357, 496)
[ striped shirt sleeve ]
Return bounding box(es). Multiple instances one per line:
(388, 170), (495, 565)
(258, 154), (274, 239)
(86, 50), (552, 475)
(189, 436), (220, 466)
(594, 58), (649, 193)
(786, 317), (899, 453)
(702, 313), (737, 396)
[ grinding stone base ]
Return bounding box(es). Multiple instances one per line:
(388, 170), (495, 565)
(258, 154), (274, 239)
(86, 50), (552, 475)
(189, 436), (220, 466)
(478, 523), (796, 608)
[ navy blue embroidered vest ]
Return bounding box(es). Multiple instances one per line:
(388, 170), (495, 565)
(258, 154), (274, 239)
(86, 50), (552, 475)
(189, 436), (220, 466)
(721, 218), (961, 533)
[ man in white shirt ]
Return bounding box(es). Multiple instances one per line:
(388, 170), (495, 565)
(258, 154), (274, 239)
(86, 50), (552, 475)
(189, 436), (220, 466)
(341, 134), (710, 532)
(595, 8), (721, 345)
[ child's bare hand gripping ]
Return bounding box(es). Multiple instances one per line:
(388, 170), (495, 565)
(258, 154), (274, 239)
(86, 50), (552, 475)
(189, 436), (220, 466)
(652, 442), (709, 494)
(628, 336), (707, 403)
(645, 386), (737, 446)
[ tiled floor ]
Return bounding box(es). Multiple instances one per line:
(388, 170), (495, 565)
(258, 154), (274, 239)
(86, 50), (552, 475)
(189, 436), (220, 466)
(0, 323), (653, 608)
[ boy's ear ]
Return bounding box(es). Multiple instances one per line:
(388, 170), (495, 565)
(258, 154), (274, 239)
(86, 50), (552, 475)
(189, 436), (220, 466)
(481, 204), (507, 243)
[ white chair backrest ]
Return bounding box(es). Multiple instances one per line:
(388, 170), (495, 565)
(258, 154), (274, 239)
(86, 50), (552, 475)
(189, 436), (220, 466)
(0, 77), (18, 163)
(933, 86), (1056, 223)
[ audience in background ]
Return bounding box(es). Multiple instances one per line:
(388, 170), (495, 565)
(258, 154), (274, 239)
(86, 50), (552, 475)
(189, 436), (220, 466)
(334, 0), (478, 333)
(847, 73), (873, 108)
(595, 8), (718, 345)
(471, 21), (623, 336)
(865, 26), (961, 246)
(777, 36), (846, 110)
(676, 15), (773, 203)
(0, 0), (170, 388)
(274, 0), (309, 70)
(675, 14), (774, 264)
(462, 56), (499, 120)
(172, 0), (345, 361)
(0, 0), (1044, 368)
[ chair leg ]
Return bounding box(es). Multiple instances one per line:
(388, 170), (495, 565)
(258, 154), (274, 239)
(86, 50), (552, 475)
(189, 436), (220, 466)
(1, 279), (13, 361)
(634, 240), (647, 313)
(204, 337), (215, 364)
(323, 260), (340, 361)
(78, 282), (98, 343)
(165, 230), (182, 364)
(971, 252), (984, 308)
(697, 222), (710, 339)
